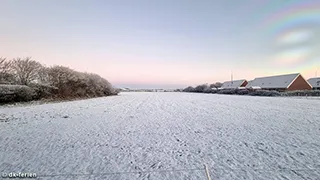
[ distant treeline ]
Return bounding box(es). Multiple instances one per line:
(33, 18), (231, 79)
(180, 83), (222, 93)
(0, 57), (118, 103)
(181, 84), (320, 97)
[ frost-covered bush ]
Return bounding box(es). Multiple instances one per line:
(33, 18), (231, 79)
(194, 84), (209, 93)
(183, 86), (195, 92)
(203, 88), (218, 94)
(217, 89), (237, 95)
(10, 57), (43, 85)
(203, 88), (210, 93)
(249, 90), (281, 97)
(47, 66), (117, 99)
(210, 82), (222, 89)
(281, 90), (320, 96)
(84, 72), (118, 97)
(0, 73), (16, 84)
(183, 83), (221, 93)
(236, 89), (249, 95)
(0, 57), (117, 104)
(0, 85), (36, 103)
(28, 83), (59, 99)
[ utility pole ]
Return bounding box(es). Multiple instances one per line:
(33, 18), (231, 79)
(231, 71), (233, 85)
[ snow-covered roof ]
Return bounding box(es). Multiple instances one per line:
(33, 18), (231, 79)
(248, 73), (300, 89)
(308, 77), (320, 88)
(237, 87), (246, 89)
(245, 80), (253, 88)
(221, 79), (247, 89)
(251, 86), (262, 89)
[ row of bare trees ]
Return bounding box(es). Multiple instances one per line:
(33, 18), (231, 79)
(0, 57), (43, 85)
(182, 83), (223, 93)
(0, 57), (117, 101)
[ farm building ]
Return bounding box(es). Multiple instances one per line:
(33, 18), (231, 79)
(245, 80), (262, 90)
(307, 78), (320, 90)
(246, 80), (253, 87)
(246, 73), (312, 91)
(221, 79), (248, 89)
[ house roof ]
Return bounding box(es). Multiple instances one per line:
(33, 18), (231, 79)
(245, 80), (254, 88)
(308, 77), (320, 88)
(248, 73), (300, 89)
(221, 79), (247, 89)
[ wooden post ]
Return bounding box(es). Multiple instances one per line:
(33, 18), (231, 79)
(204, 164), (211, 180)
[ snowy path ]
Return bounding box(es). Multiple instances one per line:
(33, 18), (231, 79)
(1, 92), (320, 180)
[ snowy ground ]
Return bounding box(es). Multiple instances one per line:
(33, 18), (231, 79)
(0, 92), (320, 180)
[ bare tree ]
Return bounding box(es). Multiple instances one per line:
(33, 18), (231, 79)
(47, 66), (77, 87)
(11, 57), (43, 85)
(210, 82), (223, 89)
(183, 86), (195, 92)
(1, 57), (117, 102)
(46, 65), (117, 98)
(0, 57), (10, 73)
(0, 57), (11, 74)
(215, 82), (223, 88)
(194, 84), (209, 92)
(0, 57), (15, 84)
(37, 66), (50, 84)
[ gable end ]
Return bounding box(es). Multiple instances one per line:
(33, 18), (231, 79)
(287, 74), (312, 91)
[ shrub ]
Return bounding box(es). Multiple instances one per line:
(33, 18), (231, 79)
(46, 66), (117, 99)
(0, 85), (36, 103)
(203, 88), (210, 93)
(28, 83), (59, 99)
(203, 88), (217, 93)
(249, 90), (281, 97)
(217, 89), (237, 95)
(210, 82), (222, 89)
(183, 86), (195, 92)
(0, 73), (16, 84)
(183, 82), (221, 93)
(281, 90), (320, 96)
(236, 89), (249, 95)
(194, 84), (209, 93)
(0, 57), (117, 104)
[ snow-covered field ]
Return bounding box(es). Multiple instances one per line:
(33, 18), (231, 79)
(1, 92), (320, 180)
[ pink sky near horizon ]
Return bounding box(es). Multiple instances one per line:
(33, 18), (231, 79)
(2, 51), (317, 88)
(1, 31), (318, 88)
(1, 0), (319, 88)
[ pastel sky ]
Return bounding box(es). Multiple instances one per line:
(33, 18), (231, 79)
(1, 0), (319, 88)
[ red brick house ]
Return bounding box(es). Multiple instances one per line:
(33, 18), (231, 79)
(246, 73), (312, 91)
